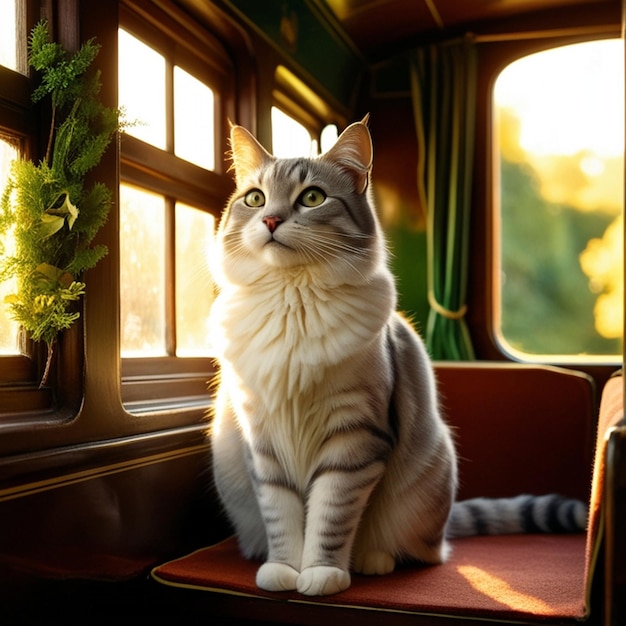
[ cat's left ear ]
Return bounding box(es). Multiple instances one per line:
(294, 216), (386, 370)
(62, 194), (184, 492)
(321, 114), (372, 194)
(229, 123), (274, 185)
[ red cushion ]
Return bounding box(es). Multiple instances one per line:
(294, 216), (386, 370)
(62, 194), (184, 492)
(152, 534), (587, 622)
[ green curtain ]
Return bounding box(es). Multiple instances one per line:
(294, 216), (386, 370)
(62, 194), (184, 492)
(410, 39), (477, 360)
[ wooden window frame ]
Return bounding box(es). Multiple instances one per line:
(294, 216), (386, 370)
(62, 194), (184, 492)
(118, 1), (235, 412)
(0, 0), (251, 460)
(467, 25), (622, 391)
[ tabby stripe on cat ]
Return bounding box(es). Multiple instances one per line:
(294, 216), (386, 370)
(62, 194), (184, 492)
(334, 196), (375, 234)
(322, 423), (395, 449)
(446, 494), (587, 537)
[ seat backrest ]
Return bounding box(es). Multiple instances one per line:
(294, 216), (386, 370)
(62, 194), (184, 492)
(434, 363), (595, 502)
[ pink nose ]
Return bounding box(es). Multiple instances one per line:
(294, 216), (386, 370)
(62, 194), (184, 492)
(262, 215), (283, 233)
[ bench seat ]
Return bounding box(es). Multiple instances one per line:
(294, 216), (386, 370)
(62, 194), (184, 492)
(153, 533), (587, 623)
(152, 364), (623, 624)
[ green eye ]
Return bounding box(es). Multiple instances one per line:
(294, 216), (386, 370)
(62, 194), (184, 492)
(298, 187), (326, 208)
(244, 189), (265, 207)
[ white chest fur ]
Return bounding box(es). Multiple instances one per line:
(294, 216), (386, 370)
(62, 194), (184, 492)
(211, 270), (394, 403)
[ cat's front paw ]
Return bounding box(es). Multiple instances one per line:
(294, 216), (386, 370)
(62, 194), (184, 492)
(352, 550), (395, 575)
(297, 566), (350, 596)
(256, 562), (299, 591)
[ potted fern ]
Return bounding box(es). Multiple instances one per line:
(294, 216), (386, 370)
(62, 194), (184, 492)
(0, 21), (122, 386)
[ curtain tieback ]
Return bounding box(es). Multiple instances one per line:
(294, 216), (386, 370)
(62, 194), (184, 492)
(428, 290), (468, 320)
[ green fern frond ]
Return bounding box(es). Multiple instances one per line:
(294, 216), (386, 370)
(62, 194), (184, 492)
(0, 21), (123, 384)
(66, 245), (108, 276)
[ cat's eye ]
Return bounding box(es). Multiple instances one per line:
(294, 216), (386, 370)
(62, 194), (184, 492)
(244, 189), (265, 208)
(298, 187), (326, 208)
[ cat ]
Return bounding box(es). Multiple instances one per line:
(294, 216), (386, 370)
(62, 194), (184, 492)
(208, 116), (587, 597)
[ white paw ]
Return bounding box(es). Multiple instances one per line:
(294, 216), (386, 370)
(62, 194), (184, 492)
(296, 566), (350, 596)
(353, 550), (395, 575)
(256, 562), (299, 591)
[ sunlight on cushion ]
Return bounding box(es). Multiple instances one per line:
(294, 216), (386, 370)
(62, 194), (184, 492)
(457, 565), (554, 615)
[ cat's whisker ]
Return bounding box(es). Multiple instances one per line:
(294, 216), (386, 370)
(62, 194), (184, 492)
(303, 227), (374, 248)
(303, 238), (371, 265)
(294, 240), (369, 282)
(297, 232), (371, 258)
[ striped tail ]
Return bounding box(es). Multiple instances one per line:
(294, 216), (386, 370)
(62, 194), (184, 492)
(446, 494), (587, 538)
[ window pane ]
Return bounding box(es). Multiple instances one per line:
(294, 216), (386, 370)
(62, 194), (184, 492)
(320, 123), (339, 153)
(120, 185), (166, 357)
(118, 29), (166, 150)
(174, 67), (215, 170)
(0, 1), (17, 71)
(271, 107), (314, 158)
(175, 204), (215, 356)
(495, 39), (623, 358)
(0, 137), (19, 354)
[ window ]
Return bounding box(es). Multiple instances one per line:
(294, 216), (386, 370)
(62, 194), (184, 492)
(271, 64), (341, 158)
(0, 1), (18, 72)
(0, 0), (28, 75)
(174, 67), (215, 170)
(118, 12), (234, 409)
(119, 29), (217, 169)
(118, 29), (166, 149)
(0, 0), (26, 356)
(271, 106), (316, 157)
(119, 184), (167, 357)
(0, 0), (36, 394)
(119, 185), (215, 358)
(271, 107), (339, 158)
(494, 39), (623, 360)
(0, 137), (20, 355)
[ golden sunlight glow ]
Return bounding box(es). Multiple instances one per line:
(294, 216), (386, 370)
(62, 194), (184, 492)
(457, 565), (554, 614)
(496, 40), (624, 158)
(0, 137), (19, 354)
(0, 2), (17, 71)
(118, 29), (166, 149)
(175, 203), (216, 356)
(580, 215), (624, 339)
(271, 107), (316, 158)
(496, 39), (624, 215)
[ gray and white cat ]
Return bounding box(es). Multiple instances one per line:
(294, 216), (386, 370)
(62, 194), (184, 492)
(209, 117), (586, 597)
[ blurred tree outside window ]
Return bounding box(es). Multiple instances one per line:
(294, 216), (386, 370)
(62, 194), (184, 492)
(495, 39), (623, 359)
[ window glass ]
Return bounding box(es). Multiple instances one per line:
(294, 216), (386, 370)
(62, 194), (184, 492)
(0, 137), (19, 354)
(118, 29), (166, 149)
(175, 203), (215, 356)
(320, 123), (339, 153)
(271, 107), (314, 158)
(0, 1), (17, 71)
(119, 24), (224, 369)
(119, 184), (166, 357)
(494, 39), (623, 359)
(174, 66), (215, 170)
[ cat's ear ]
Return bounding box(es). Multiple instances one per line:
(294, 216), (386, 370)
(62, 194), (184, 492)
(321, 115), (372, 194)
(229, 124), (274, 185)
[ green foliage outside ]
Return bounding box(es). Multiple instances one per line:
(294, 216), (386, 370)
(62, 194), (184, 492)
(0, 21), (122, 383)
(500, 157), (621, 356)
